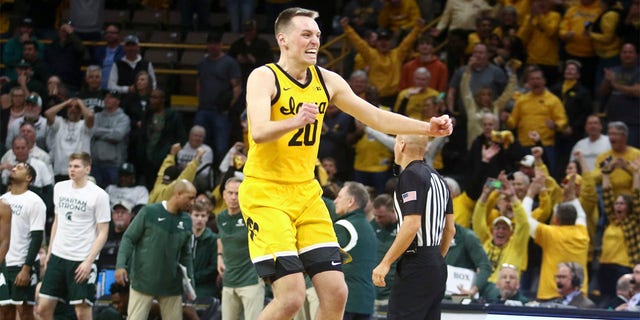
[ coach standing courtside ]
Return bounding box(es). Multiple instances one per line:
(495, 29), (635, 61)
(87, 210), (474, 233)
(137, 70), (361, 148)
(372, 135), (456, 320)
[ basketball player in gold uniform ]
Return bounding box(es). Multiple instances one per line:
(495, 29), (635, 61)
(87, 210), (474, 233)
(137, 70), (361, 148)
(240, 7), (453, 319)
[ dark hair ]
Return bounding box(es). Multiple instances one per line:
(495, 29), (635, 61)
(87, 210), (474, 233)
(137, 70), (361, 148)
(373, 193), (393, 210)
(109, 282), (130, 295)
(555, 202), (577, 225)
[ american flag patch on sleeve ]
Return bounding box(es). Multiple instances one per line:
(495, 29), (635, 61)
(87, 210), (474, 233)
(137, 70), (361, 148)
(402, 191), (417, 203)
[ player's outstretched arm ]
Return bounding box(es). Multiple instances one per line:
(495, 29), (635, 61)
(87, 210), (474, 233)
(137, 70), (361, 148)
(322, 68), (453, 137)
(246, 67), (318, 143)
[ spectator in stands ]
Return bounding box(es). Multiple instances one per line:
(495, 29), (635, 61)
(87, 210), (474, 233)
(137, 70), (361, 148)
(5, 92), (47, 151)
(138, 89), (187, 189)
(592, 122), (640, 197)
(570, 115), (611, 172)
(108, 35), (157, 94)
(105, 163), (150, 208)
(216, 177), (265, 320)
(460, 59), (518, 149)
(465, 17), (494, 55)
(0, 136), (54, 201)
(2, 17), (44, 81)
(319, 103), (354, 183)
(432, 0), (492, 39)
(69, 0), (104, 41)
(341, 0), (383, 35)
(115, 179), (196, 320)
(179, 0), (212, 34)
(190, 199), (219, 298)
(472, 175), (530, 285)
(445, 223), (494, 298)
(349, 87), (394, 195)
(94, 24), (124, 89)
(76, 65), (106, 113)
(597, 157), (640, 301)
(506, 67), (568, 173)
(44, 97), (94, 182)
(226, 0), (256, 34)
(228, 19), (273, 85)
(487, 263), (529, 304)
(598, 43), (640, 148)
(177, 125), (214, 181)
(618, 263), (640, 311)
(121, 70), (152, 172)
(600, 273), (634, 309)
(20, 40), (50, 84)
(334, 181), (377, 319)
(370, 194), (397, 314)
(0, 60), (47, 103)
(195, 31), (243, 160)
(148, 144), (204, 203)
(447, 43), (507, 116)
(553, 262), (596, 308)
(621, 0), (640, 44)
(559, 0), (602, 92)
(1, 88), (23, 148)
(91, 91), (131, 188)
(393, 67), (440, 120)
(44, 75), (68, 109)
(11, 122), (51, 169)
(399, 35), (448, 92)
(517, 0), (561, 84)
(377, 0), (421, 40)
(96, 201), (134, 296)
(550, 60), (593, 180)
(340, 16), (425, 106)
(525, 176), (590, 302)
(588, 0), (624, 92)
(44, 22), (87, 93)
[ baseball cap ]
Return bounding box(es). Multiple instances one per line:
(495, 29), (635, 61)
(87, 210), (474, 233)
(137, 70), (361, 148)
(16, 59), (31, 68)
(25, 93), (42, 107)
(520, 155), (535, 168)
(492, 216), (513, 231)
(123, 34), (139, 45)
(163, 165), (181, 182)
(113, 200), (133, 212)
(376, 28), (392, 40)
(20, 17), (34, 27)
(106, 90), (120, 99)
(119, 162), (135, 175)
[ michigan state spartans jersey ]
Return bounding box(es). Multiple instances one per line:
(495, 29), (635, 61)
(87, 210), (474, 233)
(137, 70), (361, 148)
(243, 63), (330, 183)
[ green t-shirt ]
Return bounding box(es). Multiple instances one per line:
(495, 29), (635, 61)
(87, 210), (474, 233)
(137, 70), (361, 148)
(217, 210), (259, 287)
(370, 219), (397, 300)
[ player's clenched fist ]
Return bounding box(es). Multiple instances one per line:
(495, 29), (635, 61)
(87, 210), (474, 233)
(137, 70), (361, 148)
(294, 103), (319, 127)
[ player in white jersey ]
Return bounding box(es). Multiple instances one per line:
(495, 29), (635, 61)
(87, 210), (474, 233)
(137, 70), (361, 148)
(0, 162), (45, 320)
(37, 152), (110, 320)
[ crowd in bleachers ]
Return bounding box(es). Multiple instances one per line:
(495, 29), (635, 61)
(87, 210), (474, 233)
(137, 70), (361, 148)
(0, 0), (639, 318)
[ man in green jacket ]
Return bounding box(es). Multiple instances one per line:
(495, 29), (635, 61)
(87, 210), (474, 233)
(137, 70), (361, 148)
(333, 181), (378, 318)
(115, 179), (196, 320)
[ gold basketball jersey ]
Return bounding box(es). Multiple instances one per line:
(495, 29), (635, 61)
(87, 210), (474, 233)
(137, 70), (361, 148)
(243, 63), (330, 183)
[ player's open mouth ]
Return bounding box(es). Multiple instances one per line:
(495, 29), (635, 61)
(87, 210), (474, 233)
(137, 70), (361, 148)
(305, 49), (317, 56)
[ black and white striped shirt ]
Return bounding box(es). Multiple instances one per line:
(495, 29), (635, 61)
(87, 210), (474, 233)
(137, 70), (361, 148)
(394, 160), (452, 247)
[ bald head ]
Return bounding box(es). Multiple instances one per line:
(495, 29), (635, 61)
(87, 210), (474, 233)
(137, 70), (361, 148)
(173, 179), (196, 194)
(399, 135), (429, 154)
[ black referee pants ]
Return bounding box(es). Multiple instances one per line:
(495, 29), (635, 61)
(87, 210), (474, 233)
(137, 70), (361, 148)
(387, 246), (446, 320)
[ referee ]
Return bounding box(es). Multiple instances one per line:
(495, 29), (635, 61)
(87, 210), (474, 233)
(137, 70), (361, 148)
(372, 134), (456, 320)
